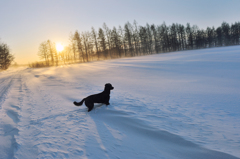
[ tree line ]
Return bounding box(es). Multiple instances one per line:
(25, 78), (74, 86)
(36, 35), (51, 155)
(33, 21), (240, 67)
(0, 42), (14, 70)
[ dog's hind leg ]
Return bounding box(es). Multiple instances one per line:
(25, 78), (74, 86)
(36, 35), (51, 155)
(88, 103), (94, 112)
(85, 101), (94, 112)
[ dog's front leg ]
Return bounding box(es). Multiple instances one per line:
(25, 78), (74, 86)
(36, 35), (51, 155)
(105, 96), (110, 106)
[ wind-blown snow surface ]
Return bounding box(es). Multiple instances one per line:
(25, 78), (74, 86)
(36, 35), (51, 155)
(0, 46), (240, 159)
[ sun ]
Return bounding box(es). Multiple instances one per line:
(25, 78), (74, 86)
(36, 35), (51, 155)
(56, 43), (64, 52)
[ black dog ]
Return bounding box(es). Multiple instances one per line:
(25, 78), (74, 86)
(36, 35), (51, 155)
(73, 83), (114, 112)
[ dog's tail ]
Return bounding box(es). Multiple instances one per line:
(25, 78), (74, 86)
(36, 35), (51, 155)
(73, 98), (86, 106)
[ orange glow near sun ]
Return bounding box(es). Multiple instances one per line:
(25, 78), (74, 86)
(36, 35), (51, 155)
(56, 43), (64, 52)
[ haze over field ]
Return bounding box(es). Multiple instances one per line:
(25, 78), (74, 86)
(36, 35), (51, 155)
(0, 46), (239, 158)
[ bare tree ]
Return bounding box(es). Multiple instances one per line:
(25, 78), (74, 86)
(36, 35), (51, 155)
(186, 23), (194, 49)
(38, 41), (49, 65)
(221, 22), (231, 46)
(118, 26), (126, 57)
(82, 31), (91, 62)
(74, 31), (85, 62)
(132, 20), (140, 55)
(47, 40), (55, 65)
(124, 22), (134, 56)
(177, 24), (186, 50)
(69, 33), (77, 61)
(91, 27), (100, 60)
(103, 23), (112, 58)
(111, 26), (122, 57)
(0, 43), (14, 70)
(98, 28), (107, 59)
(52, 42), (58, 66)
(170, 23), (178, 51)
(151, 24), (160, 53)
(139, 26), (148, 54)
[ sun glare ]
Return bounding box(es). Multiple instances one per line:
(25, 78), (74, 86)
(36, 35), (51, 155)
(56, 43), (64, 52)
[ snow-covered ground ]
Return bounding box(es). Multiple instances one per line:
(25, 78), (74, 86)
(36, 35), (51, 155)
(0, 46), (240, 159)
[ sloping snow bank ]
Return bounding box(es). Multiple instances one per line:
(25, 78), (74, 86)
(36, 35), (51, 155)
(0, 46), (240, 158)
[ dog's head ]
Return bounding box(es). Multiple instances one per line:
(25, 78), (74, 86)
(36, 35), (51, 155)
(105, 83), (114, 90)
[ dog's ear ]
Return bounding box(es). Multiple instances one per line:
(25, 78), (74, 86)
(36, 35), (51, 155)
(105, 83), (110, 87)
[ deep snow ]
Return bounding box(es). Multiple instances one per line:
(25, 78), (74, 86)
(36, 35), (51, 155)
(0, 46), (240, 159)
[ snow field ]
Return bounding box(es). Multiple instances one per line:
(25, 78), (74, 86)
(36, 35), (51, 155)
(0, 46), (240, 158)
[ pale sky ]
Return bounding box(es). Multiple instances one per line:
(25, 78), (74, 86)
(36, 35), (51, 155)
(0, 0), (239, 64)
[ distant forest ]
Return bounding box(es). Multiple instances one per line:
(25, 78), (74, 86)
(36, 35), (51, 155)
(32, 21), (240, 67)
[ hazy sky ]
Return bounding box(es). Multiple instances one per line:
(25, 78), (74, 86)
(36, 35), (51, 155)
(0, 0), (239, 64)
